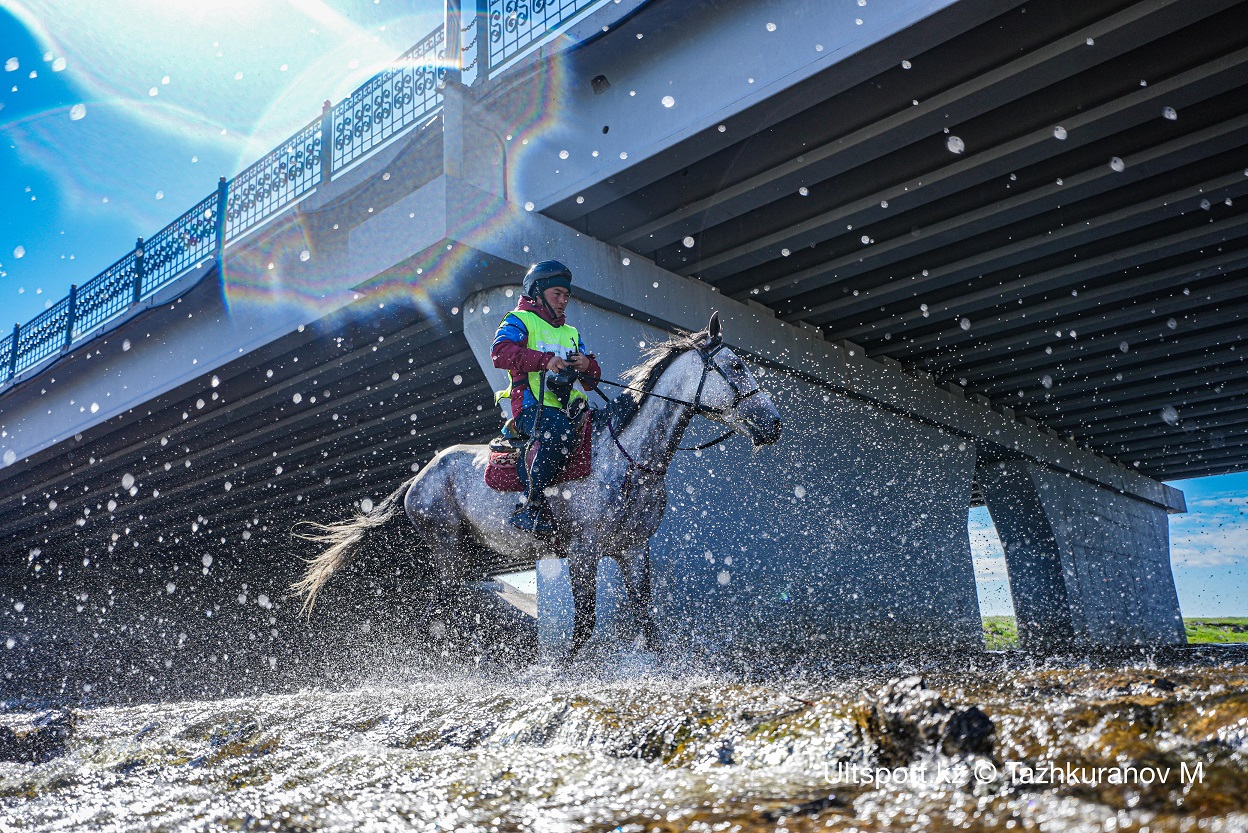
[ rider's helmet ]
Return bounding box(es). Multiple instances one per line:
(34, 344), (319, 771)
(522, 260), (572, 304)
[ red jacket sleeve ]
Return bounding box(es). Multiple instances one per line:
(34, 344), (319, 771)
(491, 338), (552, 376)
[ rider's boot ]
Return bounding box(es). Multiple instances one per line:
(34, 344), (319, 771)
(509, 495), (556, 536)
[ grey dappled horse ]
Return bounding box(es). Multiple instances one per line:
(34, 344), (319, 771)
(293, 313), (782, 661)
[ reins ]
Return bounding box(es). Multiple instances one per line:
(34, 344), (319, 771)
(584, 341), (762, 495)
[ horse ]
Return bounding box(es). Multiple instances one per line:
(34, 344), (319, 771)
(291, 312), (782, 662)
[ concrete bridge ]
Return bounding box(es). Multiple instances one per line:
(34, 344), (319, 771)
(4, 0), (1243, 693)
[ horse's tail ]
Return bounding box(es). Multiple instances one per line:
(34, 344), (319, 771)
(290, 478), (413, 618)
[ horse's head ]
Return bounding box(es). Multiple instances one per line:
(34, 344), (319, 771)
(688, 312), (782, 447)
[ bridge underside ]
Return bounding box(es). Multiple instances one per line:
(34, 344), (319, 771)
(548, 0), (1248, 481)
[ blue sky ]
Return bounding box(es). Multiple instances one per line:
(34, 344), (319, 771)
(2, 2), (1244, 618)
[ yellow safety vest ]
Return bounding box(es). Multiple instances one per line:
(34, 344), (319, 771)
(495, 309), (589, 409)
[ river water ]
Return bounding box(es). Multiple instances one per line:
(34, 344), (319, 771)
(3, 658), (1247, 832)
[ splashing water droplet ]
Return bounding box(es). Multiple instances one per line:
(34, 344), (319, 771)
(661, 95), (675, 108)
(901, 60), (911, 69)
(959, 317), (971, 330)
(798, 186), (808, 196)
(1167, 317), (1177, 330)
(766, 22), (776, 31)
(860, 235), (870, 244)
(1109, 157), (1125, 172)
(683, 236), (695, 247)
(1052, 125), (1067, 140)
(946, 135), (964, 154)
(1162, 106), (1177, 121)
(360, 498), (374, 513)
(781, 248), (790, 257)
(69, 103), (86, 120)
(299, 250), (310, 262)
(559, 149), (569, 159)
(1200, 199), (1211, 211)
(122, 473), (135, 490)
(794, 485), (806, 498)
(1041, 375), (1053, 389)
(4, 58), (18, 72)
(1119, 341), (1129, 353)
(1161, 406), (1179, 426)
(524, 201), (534, 211)
(13, 246), (25, 258)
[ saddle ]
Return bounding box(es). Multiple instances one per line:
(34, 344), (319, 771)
(484, 410), (593, 492)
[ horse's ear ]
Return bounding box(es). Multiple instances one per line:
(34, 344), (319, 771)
(706, 311), (722, 345)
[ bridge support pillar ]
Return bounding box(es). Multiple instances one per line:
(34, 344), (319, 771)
(977, 460), (1186, 650)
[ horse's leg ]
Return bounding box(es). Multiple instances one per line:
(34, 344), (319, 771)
(566, 553), (598, 662)
(619, 545), (660, 652)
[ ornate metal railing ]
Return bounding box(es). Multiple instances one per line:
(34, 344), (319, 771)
(486, 0), (612, 75)
(73, 253), (141, 339)
(143, 191), (221, 295)
(225, 117), (323, 240)
(1, 1), (623, 389)
(332, 27), (446, 172)
(14, 297), (73, 372)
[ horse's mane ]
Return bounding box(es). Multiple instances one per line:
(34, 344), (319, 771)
(597, 326), (709, 434)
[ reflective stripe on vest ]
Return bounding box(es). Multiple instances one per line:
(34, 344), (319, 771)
(495, 309), (588, 409)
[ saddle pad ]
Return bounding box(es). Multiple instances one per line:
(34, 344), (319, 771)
(485, 412), (592, 492)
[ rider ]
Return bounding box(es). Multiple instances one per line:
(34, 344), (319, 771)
(491, 260), (601, 535)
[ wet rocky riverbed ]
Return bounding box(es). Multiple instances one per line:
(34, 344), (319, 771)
(3, 657), (1247, 832)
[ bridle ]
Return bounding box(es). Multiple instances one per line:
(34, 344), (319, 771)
(589, 339), (764, 490)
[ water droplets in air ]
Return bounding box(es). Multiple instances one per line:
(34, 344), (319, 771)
(121, 473), (135, 490)
(798, 186), (809, 196)
(360, 498), (374, 513)
(1161, 405), (1179, 426)
(683, 236), (695, 248)
(1041, 375), (1053, 389)
(766, 22), (776, 32)
(70, 103), (86, 121)
(1053, 126), (1067, 140)
(959, 317), (971, 331)
(1163, 106), (1177, 121)
(946, 135), (964, 154)
(661, 96), (675, 108)
(12, 246), (25, 259)
(901, 60), (911, 69)
(1109, 157), (1125, 172)
(4, 58), (17, 72)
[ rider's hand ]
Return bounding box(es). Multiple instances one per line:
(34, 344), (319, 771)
(567, 353), (592, 373)
(546, 355), (569, 372)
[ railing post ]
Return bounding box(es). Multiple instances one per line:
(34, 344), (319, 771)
(64, 284), (77, 349)
(444, 0), (463, 87)
(7, 324), (18, 379)
(133, 237), (145, 303)
(320, 100), (334, 183)
(475, 0), (489, 83)
(214, 176), (229, 263)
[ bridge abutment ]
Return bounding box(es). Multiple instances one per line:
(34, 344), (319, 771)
(978, 460), (1186, 650)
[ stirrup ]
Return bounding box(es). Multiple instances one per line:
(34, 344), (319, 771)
(509, 500), (556, 536)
